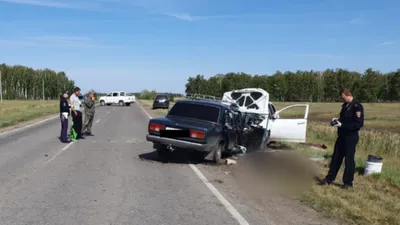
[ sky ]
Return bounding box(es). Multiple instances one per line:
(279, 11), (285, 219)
(0, 0), (399, 94)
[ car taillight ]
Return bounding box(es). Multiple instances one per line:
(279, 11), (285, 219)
(190, 130), (205, 139)
(149, 123), (165, 132)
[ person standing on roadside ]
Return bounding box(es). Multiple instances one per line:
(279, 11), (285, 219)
(70, 87), (85, 139)
(83, 91), (96, 136)
(59, 90), (71, 143)
(320, 88), (364, 189)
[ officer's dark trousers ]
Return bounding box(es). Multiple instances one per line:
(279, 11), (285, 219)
(60, 114), (68, 141)
(326, 134), (359, 185)
(72, 110), (83, 137)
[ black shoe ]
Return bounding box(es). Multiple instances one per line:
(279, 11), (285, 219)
(76, 135), (85, 139)
(61, 140), (71, 143)
(86, 132), (94, 136)
(341, 184), (353, 189)
(318, 177), (332, 186)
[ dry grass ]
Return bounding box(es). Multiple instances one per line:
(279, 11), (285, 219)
(0, 100), (59, 128)
(140, 97), (400, 225)
(298, 123), (400, 225)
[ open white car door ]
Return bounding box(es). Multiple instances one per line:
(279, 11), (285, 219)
(269, 104), (309, 143)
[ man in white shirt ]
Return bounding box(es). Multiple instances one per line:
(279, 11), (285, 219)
(70, 87), (85, 139)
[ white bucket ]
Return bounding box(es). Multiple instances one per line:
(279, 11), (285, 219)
(364, 161), (383, 176)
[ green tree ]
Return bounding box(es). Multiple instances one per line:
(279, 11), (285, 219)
(0, 63), (75, 100)
(184, 68), (400, 103)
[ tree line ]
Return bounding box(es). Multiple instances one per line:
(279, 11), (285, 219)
(0, 63), (76, 100)
(185, 68), (400, 102)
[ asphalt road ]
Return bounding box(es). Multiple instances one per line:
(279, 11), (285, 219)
(0, 103), (342, 225)
(0, 103), (252, 225)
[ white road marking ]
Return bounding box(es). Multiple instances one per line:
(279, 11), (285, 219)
(189, 164), (250, 225)
(45, 142), (74, 164)
(106, 111), (110, 114)
(138, 102), (250, 225)
(45, 113), (102, 165)
(138, 103), (153, 119)
(0, 115), (59, 137)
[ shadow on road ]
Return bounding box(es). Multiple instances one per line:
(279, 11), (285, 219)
(138, 149), (217, 165)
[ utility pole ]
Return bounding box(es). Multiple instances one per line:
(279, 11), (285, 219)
(0, 70), (2, 104)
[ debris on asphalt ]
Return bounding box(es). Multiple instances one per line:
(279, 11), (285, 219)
(231, 155), (239, 160)
(226, 158), (237, 165)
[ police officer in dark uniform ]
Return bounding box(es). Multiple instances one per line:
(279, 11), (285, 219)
(320, 88), (364, 189)
(59, 90), (71, 143)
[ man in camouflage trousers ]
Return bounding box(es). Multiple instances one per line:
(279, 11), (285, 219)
(83, 91), (96, 136)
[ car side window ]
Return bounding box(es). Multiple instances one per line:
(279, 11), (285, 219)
(107, 93), (112, 96)
(120, 92), (125, 96)
(113, 92), (118, 97)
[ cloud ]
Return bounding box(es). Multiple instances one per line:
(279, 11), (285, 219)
(0, 0), (113, 11)
(163, 12), (194, 21)
(0, 35), (118, 48)
(0, 0), (68, 8)
(379, 41), (395, 46)
(349, 18), (362, 25)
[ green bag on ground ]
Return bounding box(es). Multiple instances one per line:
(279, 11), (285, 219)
(69, 120), (77, 141)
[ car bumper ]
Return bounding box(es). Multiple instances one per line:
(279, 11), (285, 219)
(152, 102), (169, 108)
(146, 134), (211, 152)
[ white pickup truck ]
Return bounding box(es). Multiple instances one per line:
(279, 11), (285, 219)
(99, 91), (136, 107)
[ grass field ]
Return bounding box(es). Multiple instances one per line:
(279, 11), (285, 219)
(0, 100), (59, 129)
(139, 98), (400, 225)
(0, 99), (100, 130)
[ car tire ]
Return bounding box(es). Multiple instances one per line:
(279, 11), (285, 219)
(259, 131), (271, 151)
(213, 144), (223, 164)
(119, 101), (124, 107)
(125, 103), (131, 106)
(100, 100), (105, 106)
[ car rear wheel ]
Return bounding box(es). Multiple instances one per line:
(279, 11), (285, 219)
(119, 101), (124, 107)
(213, 144), (223, 164)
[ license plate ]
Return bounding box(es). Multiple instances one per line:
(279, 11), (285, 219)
(165, 127), (181, 130)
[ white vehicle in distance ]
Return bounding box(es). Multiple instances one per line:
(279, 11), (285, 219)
(99, 91), (136, 107)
